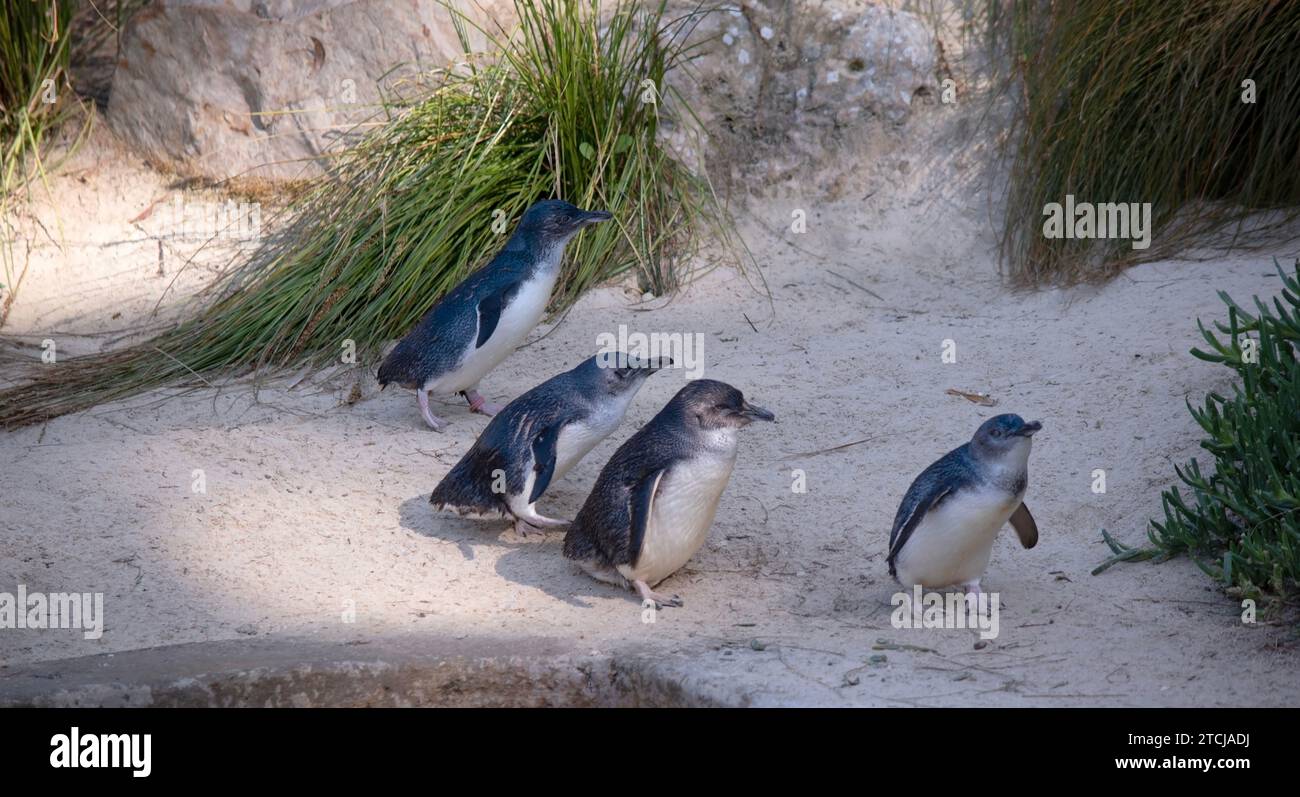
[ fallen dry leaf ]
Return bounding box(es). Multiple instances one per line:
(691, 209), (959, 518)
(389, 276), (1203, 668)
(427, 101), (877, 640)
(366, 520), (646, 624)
(946, 388), (998, 407)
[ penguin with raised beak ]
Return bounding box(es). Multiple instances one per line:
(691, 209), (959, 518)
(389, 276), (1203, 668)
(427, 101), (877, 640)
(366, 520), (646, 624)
(430, 353), (670, 536)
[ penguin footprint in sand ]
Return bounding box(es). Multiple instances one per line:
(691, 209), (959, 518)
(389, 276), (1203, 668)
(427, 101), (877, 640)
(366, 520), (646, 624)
(887, 413), (1041, 597)
(430, 353), (670, 537)
(377, 200), (613, 430)
(563, 380), (775, 610)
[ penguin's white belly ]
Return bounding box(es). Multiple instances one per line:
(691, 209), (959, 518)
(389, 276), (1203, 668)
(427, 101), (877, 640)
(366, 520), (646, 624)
(551, 391), (637, 483)
(621, 454), (736, 586)
(424, 273), (556, 394)
(552, 419), (614, 482)
(895, 487), (1021, 588)
(510, 400), (635, 518)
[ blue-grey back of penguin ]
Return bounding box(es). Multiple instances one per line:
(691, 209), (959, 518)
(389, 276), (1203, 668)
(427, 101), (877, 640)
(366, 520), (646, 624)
(376, 248), (534, 389)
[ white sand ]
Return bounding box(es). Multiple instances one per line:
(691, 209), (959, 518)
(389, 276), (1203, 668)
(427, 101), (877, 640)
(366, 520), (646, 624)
(2, 105), (1298, 707)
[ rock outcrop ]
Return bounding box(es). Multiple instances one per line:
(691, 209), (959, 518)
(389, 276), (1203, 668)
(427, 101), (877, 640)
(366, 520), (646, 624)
(108, 0), (514, 180)
(107, 0), (937, 187)
(658, 1), (938, 190)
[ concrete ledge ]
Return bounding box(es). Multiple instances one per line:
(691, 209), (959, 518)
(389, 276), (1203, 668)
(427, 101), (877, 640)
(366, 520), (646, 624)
(0, 635), (718, 707)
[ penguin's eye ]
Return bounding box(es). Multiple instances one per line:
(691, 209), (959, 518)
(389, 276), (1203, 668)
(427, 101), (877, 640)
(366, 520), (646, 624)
(990, 428), (1001, 438)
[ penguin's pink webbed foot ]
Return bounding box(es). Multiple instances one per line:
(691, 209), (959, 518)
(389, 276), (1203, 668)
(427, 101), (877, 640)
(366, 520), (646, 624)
(512, 518), (546, 538)
(512, 513), (569, 538)
(634, 580), (683, 609)
(463, 389), (504, 416)
(417, 390), (448, 431)
(961, 579), (987, 617)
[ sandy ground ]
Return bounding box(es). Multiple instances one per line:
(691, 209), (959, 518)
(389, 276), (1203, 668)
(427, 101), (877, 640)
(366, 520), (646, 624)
(3, 105), (1299, 707)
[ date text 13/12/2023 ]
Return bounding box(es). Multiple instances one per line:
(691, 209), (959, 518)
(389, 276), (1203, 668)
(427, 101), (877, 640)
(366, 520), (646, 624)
(1129, 734), (1250, 749)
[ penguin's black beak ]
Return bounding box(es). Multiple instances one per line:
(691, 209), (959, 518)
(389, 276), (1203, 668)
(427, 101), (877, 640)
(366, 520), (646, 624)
(740, 401), (776, 422)
(1017, 420), (1042, 437)
(580, 209), (613, 226)
(622, 355), (672, 374)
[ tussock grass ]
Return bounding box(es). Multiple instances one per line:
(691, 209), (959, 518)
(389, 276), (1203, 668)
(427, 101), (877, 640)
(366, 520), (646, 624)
(0, 0), (85, 197)
(0, 0), (730, 428)
(1, 0), (92, 322)
(995, 0), (1300, 283)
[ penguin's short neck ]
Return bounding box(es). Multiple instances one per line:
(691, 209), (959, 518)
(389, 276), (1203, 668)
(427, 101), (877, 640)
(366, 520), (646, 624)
(697, 425), (740, 457)
(506, 228), (575, 276)
(976, 439), (1031, 491)
(605, 380), (646, 416)
(534, 240), (567, 276)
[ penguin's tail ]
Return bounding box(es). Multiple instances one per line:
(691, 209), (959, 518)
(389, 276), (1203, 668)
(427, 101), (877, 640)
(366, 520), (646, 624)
(375, 344), (405, 389)
(430, 456), (509, 517)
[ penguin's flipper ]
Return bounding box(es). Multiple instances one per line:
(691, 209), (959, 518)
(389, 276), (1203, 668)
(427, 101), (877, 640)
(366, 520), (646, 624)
(527, 421), (564, 503)
(887, 484), (953, 572)
(627, 468), (667, 568)
(475, 282), (522, 348)
(1009, 502), (1038, 549)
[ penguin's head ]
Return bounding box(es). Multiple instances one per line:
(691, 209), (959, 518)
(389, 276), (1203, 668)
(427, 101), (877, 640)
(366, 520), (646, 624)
(971, 414), (1041, 461)
(677, 379), (775, 430)
(518, 199), (612, 244)
(588, 352), (672, 396)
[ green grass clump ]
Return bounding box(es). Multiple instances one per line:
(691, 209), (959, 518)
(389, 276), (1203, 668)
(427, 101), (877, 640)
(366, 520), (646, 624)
(0, 0), (728, 427)
(996, 0), (1300, 284)
(0, 0), (83, 197)
(1, 0), (92, 322)
(1107, 260), (1300, 602)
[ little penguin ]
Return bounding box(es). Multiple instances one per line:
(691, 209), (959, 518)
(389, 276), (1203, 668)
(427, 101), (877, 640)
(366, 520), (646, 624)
(377, 199), (612, 430)
(886, 413), (1042, 595)
(429, 353), (671, 536)
(562, 379), (775, 609)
